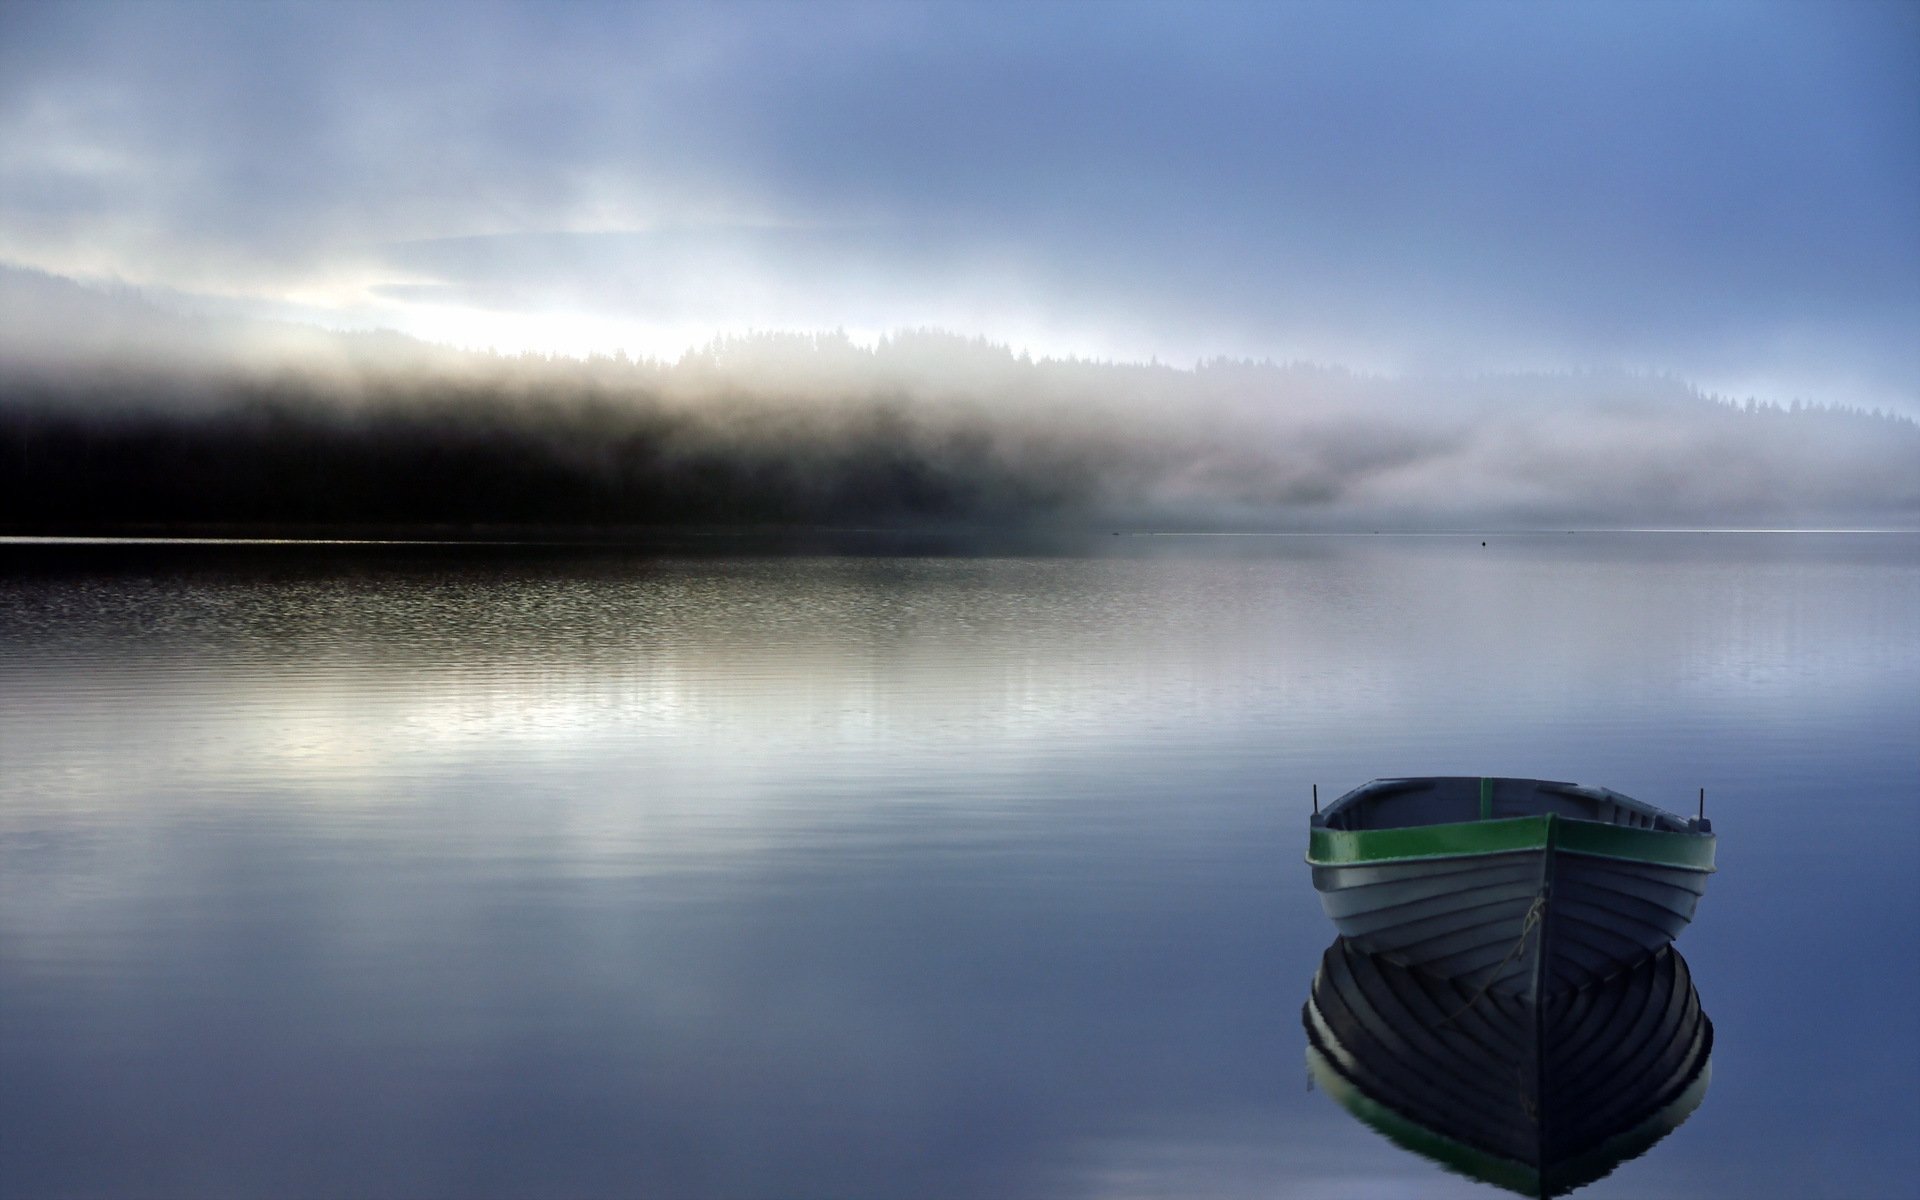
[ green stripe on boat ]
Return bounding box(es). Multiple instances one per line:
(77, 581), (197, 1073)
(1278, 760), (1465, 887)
(1556, 817), (1716, 870)
(1308, 813), (1716, 871)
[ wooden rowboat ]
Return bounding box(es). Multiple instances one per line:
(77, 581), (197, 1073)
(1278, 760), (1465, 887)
(1304, 935), (1712, 1198)
(1307, 777), (1714, 996)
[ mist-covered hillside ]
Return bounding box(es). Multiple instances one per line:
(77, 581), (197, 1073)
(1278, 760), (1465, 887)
(2, 267), (1915, 535)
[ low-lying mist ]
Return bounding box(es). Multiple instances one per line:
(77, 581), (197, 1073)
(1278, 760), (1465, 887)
(3, 267), (1916, 535)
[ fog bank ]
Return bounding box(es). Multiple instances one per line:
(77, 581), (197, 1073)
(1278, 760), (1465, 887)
(2, 268), (1915, 534)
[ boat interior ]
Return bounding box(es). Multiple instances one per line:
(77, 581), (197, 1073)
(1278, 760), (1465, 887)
(1315, 776), (1705, 833)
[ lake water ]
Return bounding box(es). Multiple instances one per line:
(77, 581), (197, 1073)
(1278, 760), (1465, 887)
(2, 533), (1916, 1199)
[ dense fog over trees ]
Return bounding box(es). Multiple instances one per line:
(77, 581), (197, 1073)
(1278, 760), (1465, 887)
(2, 268), (1915, 535)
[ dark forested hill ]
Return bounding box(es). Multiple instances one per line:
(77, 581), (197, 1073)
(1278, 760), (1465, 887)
(3, 272), (1915, 536)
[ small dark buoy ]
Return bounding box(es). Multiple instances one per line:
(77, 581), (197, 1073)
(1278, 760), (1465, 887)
(1481, 541), (1487, 547)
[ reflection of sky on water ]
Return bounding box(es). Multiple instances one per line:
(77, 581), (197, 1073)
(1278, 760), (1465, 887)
(1, 535), (1916, 1197)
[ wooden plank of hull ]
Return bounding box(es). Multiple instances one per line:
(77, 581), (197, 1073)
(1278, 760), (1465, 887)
(1315, 856), (1541, 922)
(1304, 936), (1712, 1197)
(1312, 842), (1712, 994)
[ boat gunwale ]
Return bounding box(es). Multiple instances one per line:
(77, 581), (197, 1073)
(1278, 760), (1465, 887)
(1307, 814), (1716, 872)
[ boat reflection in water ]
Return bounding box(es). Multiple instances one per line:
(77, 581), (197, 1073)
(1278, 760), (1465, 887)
(1303, 936), (1711, 1198)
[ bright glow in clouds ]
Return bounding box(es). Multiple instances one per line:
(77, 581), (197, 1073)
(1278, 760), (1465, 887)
(380, 303), (722, 363)
(0, 0), (1915, 409)
(367, 300), (1171, 372)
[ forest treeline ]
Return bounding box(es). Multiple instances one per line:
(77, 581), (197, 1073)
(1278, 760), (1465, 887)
(1, 268), (1916, 535)
(0, 373), (1095, 532)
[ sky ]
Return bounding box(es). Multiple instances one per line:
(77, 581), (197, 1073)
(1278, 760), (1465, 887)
(0, 0), (1915, 412)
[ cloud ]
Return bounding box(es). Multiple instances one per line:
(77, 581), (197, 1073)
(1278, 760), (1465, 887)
(0, 1), (1914, 409)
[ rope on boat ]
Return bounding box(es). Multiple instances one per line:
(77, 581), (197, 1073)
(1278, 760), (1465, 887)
(1435, 892), (1547, 1029)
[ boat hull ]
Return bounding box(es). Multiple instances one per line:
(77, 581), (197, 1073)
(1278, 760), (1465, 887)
(1308, 813), (1714, 994)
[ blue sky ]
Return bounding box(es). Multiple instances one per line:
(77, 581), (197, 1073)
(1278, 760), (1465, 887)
(1, 0), (1914, 410)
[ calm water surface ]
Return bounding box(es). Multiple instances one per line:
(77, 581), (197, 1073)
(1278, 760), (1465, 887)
(2, 534), (1916, 1199)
